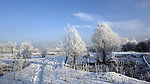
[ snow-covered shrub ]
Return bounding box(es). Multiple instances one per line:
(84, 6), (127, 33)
(62, 24), (87, 69)
(121, 38), (138, 52)
(32, 48), (39, 53)
(122, 42), (136, 51)
(108, 52), (150, 82)
(21, 50), (32, 59)
(130, 37), (138, 44)
(135, 39), (150, 52)
(135, 42), (148, 52)
(16, 50), (22, 59)
(121, 38), (129, 45)
(145, 39), (150, 51)
(41, 49), (47, 58)
(87, 45), (96, 53)
(92, 23), (121, 64)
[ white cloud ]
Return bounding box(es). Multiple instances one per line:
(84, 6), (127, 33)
(73, 25), (93, 29)
(73, 12), (145, 31)
(73, 12), (102, 23)
(73, 12), (94, 21)
(105, 20), (144, 30)
(105, 20), (150, 41)
(82, 25), (92, 29)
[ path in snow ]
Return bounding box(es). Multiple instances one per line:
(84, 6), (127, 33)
(32, 56), (62, 84)
(32, 58), (47, 84)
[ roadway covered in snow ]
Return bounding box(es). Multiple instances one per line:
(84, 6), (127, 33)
(0, 55), (149, 84)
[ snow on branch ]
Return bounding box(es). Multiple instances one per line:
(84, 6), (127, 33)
(143, 56), (150, 68)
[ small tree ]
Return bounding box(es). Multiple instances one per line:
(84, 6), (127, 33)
(62, 24), (87, 69)
(92, 23), (121, 64)
(8, 42), (17, 56)
(21, 41), (33, 51)
(0, 43), (6, 56)
(16, 50), (24, 70)
(8, 42), (17, 80)
(20, 41), (33, 59)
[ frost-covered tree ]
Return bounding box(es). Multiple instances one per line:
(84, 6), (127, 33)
(21, 50), (32, 59)
(122, 42), (136, 51)
(122, 38), (138, 51)
(92, 23), (121, 64)
(20, 41), (33, 59)
(0, 43), (6, 56)
(121, 38), (129, 45)
(8, 42), (17, 55)
(145, 39), (150, 52)
(130, 37), (138, 44)
(62, 27), (71, 65)
(16, 49), (24, 71)
(8, 42), (17, 80)
(135, 39), (150, 52)
(62, 24), (87, 69)
(21, 41), (33, 51)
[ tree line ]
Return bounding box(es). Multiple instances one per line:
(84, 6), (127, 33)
(62, 23), (150, 69)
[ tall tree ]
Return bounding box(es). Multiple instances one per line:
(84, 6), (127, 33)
(62, 24), (87, 69)
(92, 23), (121, 64)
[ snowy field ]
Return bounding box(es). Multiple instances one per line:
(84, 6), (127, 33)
(0, 55), (149, 84)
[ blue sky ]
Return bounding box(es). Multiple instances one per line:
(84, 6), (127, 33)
(0, 0), (150, 44)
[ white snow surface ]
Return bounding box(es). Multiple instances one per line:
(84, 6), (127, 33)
(0, 55), (149, 84)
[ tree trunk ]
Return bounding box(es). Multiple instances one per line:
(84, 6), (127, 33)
(96, 53), (100, 64)
(2, 51), (3, 56)
(103, 56), (106, 64)
(12, 50), (14, 56)
(102, 51), (106, 64)
(73, 55), (77, 69)
(64, 56), (68, 65)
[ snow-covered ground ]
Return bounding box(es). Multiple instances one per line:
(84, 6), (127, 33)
(0, 55), (149, 84)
